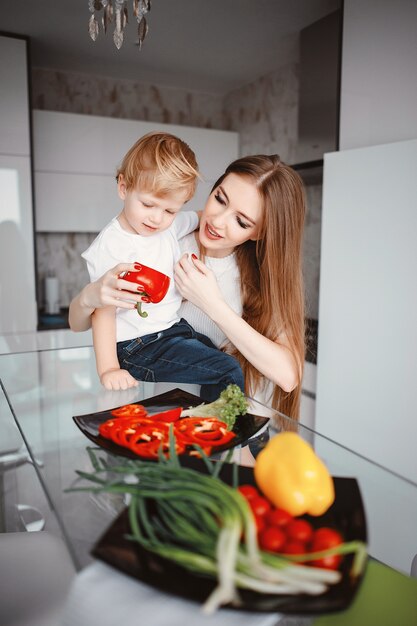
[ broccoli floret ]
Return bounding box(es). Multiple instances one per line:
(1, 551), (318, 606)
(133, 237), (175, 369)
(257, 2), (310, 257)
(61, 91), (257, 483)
(181, 384), (248, 430)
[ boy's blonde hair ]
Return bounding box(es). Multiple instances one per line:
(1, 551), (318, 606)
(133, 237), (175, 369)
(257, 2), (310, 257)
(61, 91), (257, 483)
(117, 131), (199, 201)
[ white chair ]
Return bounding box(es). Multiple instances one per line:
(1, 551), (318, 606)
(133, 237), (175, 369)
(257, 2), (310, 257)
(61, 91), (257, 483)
(0, 531), (76, 626)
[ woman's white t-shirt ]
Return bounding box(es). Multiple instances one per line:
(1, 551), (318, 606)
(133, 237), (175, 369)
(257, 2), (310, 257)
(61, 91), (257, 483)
(179, 233), (274, 415)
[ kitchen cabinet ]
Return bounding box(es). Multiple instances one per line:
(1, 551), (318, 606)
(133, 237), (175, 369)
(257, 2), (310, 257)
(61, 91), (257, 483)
(295, 10), (342, 165)
(33, 111), (239, 232)
(0, 34), (37, 336)
(34, 171), (116, 233)
(0, 35), (31, 157)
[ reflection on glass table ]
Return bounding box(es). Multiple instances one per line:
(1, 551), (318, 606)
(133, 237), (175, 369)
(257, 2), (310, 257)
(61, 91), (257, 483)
(0, 345), (416, 583)
(0, 378), (53, 535)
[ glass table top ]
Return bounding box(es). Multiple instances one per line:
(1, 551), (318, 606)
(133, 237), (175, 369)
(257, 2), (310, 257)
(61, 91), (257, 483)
(0, 345), (416, 580)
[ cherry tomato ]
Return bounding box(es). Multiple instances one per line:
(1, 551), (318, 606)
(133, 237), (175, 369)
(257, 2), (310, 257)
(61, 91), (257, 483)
(280, 540), (306, 555)
(310, 527), (343, 570)
(238, 484), (259, 500)
(258, 526), (286, 553)
(264, 508), (293, 528)
(248, 496), (271, 518)
(286, 519), (314, 543)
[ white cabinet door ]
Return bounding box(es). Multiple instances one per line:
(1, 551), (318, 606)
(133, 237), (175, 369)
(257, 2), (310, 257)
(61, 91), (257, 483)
(33, 111), (239, 232)
(0, 36), (30, 157)
(0, 155), (37, 335)
(0, 35), (37, 336)
(35, 172), (120, 232)
(33, 111), (239, 181)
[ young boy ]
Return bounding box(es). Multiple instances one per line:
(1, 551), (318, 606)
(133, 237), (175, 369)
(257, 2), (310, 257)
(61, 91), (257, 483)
(82, 131), (244, 401)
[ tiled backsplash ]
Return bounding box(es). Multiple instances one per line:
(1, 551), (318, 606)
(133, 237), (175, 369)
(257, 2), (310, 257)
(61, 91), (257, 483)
(36, 232), (96, 310)
(223, 63), (299, 164)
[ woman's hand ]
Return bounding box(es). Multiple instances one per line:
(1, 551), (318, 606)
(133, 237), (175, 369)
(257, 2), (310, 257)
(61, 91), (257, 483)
(81, 263), (146, 310)
(174, 254), (225, 316)
(69, 263), (146, 332)
(175, 256), (300, 393)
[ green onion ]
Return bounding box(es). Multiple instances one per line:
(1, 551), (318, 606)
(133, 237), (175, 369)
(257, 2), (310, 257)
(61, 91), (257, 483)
(69, 446), (367, 614)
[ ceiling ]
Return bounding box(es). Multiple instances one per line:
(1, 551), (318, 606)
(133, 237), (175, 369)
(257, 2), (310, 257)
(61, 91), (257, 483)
(0, 0), (340, 94)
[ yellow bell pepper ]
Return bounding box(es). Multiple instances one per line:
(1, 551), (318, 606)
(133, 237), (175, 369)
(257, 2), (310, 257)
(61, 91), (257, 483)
(254, 432), (335, 516)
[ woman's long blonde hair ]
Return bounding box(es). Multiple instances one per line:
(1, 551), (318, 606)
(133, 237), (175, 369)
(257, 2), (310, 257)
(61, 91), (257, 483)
(205, 155), (306, 420)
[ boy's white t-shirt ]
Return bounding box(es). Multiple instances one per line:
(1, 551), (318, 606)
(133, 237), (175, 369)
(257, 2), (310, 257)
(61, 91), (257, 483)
(82, 211), (199, 342)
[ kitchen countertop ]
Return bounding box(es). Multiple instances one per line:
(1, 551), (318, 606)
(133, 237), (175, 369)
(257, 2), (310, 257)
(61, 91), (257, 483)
(38, 307), (70, 331)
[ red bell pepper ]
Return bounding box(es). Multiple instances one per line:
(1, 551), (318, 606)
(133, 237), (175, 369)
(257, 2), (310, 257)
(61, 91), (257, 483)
(119, 263), (170, 318)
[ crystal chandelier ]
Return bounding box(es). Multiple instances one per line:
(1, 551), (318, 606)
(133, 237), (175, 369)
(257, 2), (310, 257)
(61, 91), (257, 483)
(88, 0), (151, 50)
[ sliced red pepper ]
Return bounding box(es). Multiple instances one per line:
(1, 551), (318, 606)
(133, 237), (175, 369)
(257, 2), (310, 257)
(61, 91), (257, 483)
(128, 423), (169, 457)
(175, 417), (236, 447)
(128, 423), (168, 443)
(193, 429), (228, 441)
(98, 412), (236, 459)
(183, 430), (236, 446)
(117, 417), (155, 447)
(98, 418), (117, 438)
(150, 407), (183, 423)
(99, 413), (152, 446)
(111, 404), (148, 418)
(128, 438), (161, 459)
(108, 420), (135, 446)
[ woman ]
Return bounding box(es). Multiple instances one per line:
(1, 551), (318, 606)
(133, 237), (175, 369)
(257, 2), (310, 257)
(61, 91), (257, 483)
(69, 155), (306, 420)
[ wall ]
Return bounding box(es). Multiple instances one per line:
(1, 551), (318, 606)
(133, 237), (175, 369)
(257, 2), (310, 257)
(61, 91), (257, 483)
(32, 41), (322, 319)
(223, 63), (298, 163)
(32, 68), (225, 129)
(339, 0), (417, 149)
(223, 62), (322, 320)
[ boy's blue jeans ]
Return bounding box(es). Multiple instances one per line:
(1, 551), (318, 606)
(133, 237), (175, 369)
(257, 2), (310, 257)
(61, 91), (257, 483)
(116, 319), (244, 402)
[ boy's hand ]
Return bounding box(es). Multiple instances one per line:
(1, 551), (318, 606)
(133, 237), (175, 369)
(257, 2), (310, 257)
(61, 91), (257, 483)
(100, 367), (139, 390)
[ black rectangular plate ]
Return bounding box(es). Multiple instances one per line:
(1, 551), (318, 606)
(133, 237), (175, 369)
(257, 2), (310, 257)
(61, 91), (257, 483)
(91, 458), (367, 615)
(73, 387), (269, 461)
